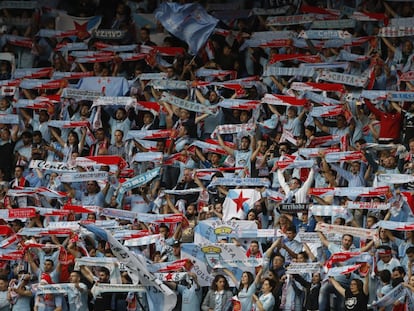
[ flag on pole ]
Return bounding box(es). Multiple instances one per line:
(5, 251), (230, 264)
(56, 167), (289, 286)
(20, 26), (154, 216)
(222, 189), (261, 221)
(154, 2), (218, 55)
(55, 13), (102, 41)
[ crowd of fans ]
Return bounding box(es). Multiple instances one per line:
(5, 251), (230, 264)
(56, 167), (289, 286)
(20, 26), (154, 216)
(0, 0), (414, 310)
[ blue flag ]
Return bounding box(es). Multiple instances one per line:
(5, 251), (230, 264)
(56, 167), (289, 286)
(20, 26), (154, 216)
(154, 2), (218, 55)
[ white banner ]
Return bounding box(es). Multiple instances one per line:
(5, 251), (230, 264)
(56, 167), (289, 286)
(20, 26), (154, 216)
(60, 171), (108, 183)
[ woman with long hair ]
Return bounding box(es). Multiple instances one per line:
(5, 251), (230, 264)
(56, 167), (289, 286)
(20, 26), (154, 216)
(201, 274), (233, 311)
(252, 277), (277, 311)
(329, 269), (370, 311)
(224, 267), (263, 311)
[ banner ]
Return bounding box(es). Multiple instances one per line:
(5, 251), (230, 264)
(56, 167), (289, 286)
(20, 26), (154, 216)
(61, 88), (102, 101)
(181, 242), (254, 287)
(93, 29), (126, 40)
(93, 96), (136, 108)
(378, 26), (414, 37)
(0, 1), (38, 9)
(81, 224), (177, 311)
(60, 171), (108, 183)
(309, 186), (390, 197)
(0, 114), (19, 124)
(154, 2), (218, 55)
(369, 284), (408, 309)
(324, 151), (363, 162)
(77, 77), (129, 96)
(194, 220), (260, 245)
(262, 94), (308, 106)
(299, 30), (352, 39)
(377, 174), (414, 184)
(327, 264), (362, 276)
(29, 160), (77, 173)
(375, 220), (414, 231)
(116, 167), (161, 205)
(55, 13), (102, 41)
(279, 203), (309, 214)
(266, 14), (315, 26)
(91, 284), (146, 297)
(318, 70), (368, 87)
(208, 177), (270, 188)
(311, 19), (356, 29)
(161, 92), (217, 115)
(222, 189), (261, 221)
(346, 201), (390, 210)
(149, 79), (189, 90)
(316, 222), (377, 240)
(262, 66), (315, 78)
(285, 262), (321, 274)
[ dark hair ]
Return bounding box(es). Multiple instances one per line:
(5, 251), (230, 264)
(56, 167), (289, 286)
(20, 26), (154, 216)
(211, 274), (229, 291)
(379, 270), (391, 283)
(238, 271), (254, 292)
(406, 246), (414, 255)
(351, 278), (364, 293)
(286, 225), (297, 234)
(99, 267), (110, 276)
(290, 177), (302, 187)
(44, 259), (54, 267)
(392, 266), (406, 276)
(342, 234), (354, 242)
(241, 136), (251, 145)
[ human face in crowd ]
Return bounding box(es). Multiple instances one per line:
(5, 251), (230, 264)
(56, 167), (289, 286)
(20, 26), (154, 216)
(0, 99), (8, 111)
(14, 166), (24, 178)
(289, 178), (300, 190)
(115, 109), (126, 121)
(249, 242), (259, 255)
(95, 129), (105, 142)
(247, 211), (256, 221)
(215, 277), (226, 291)
(261, 279), (273, 294)
(341, 235), (353, 250)
(336, 116), (346, 129)
(379, 229), (390, 242)
(98, 271), (109, 283)
(312, 273), (321, 284)
(409, 276), (414, 287)
(69, 272), (80, 284)
(272, 256), (284, 269)
(286, 230), (296, 242)
(366, 216), (377, 229)
(143, 112), (153, 125)
(241, 272), (250, 285)
(240, 137), (250, 151)
(159, 226), (169, 238)
(0, 279), (7, 291)
(172, 244), (180, 257)
(350, 162), (360, 174)
(379, 252), (393, 264)
(182, 169), (193, 183)
(0, 128), (9, 142)
(86, 181), (99, 194)
(392, 269), (404, 280)
(114, 130), (123, 143)
(43, 260), (54, 273)
(179, 108), (190, 121)
(349, 280), (360, 294)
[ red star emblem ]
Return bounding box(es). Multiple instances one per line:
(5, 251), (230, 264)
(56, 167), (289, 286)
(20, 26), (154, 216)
(74, 21), (90, 40)
(232, 191), (249, 212)
(165, 273), (173, 281)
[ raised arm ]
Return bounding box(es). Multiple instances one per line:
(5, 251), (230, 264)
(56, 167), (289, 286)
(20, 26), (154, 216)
(217, 134), (235, 156)
(329, 276), (345, 297)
